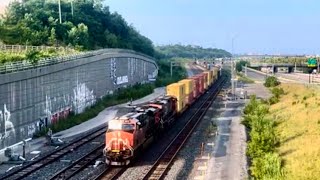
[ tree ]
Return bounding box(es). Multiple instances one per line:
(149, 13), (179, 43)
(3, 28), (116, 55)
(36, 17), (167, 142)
(264, 76), (280, 87)
(236, 60), (249, 72)
(49, 28), (57, 46)
(68, 23), (89, 49)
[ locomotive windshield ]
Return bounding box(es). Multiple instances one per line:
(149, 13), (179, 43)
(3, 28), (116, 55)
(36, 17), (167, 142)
(107, 123), (135, 133)
(122, 124), (135, 132)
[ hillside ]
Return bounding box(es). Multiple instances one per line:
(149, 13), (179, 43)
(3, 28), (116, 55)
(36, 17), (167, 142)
(270, 84), (320, 179)
(0, 0), (155, 56)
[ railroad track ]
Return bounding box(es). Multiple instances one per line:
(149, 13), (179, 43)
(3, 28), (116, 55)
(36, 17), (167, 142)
(49, 144), (105, 180)
(1, 126), (107, 180)
(92, 77), (226, 180)
(142, 77), (226, 180)
(91, 166), (127, 180)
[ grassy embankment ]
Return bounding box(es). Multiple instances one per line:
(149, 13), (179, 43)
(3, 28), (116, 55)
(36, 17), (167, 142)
(0, 49), (67, 64)
(237, 72), (255, 83)
(270, 84), (320, 179)
(35, 58), (187, 136)
(244, 75), (320, 179)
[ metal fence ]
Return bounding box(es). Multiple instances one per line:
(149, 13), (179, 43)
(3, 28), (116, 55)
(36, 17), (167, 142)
(0, 48), (157, 74)
(0, 45), (74, 54)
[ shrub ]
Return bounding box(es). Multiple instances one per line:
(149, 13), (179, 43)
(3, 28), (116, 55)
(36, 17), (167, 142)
(236, 60), (249, 72)
(242, 93), (283, 179)
(264, 76), (280, 87)
(251, 153), (283, 180)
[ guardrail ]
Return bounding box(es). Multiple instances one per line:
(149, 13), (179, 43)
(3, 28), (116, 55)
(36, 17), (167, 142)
(250, 63), (308, 67)
(0, 48), (157, 74)
(0, 45), (74, 54)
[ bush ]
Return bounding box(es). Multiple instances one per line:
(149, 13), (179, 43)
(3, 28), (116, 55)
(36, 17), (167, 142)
(26, 50), (42, 65)
(271, 87), (285, 98)
(264, 76), (280, 87)
(251, 153), (283, 179)
(242, 94), (283, 179)
(236, 60), (249, 72)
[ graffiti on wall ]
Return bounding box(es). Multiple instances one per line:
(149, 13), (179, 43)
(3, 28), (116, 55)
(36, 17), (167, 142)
(73, 81), (96, 114)
(0, 104), (15, 145)
(117, 76), (128, 85)
(110, 58), (117, 85)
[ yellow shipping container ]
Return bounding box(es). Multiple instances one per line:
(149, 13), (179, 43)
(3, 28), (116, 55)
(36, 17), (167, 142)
(166, 82), (186, 112)
(203, 71), (212, 87)
(179, 79), (194, 105)
(209, 70), (214, 85)
(212, 67), (219, 81)
(179, 79), (194, 95)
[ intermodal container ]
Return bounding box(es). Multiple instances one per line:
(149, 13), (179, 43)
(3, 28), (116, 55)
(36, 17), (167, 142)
(208, 70), (214, 85)
(179, 79), (195, 105)
(190, 76), (200, 98)
(201, 73), (208, 90)
(196, 74), (205, 93)
(212, 67), (219, 81)
(203, 71), (212, 87)
(166, 83), (186, 113)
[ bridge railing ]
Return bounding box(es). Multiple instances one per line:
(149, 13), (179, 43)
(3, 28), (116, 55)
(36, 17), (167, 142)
(0, 49), (157, 74)
(0, 45), (75, 54)
(250, 62), (308, 67)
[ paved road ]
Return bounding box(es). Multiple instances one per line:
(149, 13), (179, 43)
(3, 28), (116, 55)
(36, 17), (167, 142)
(245, 68), (266, 82)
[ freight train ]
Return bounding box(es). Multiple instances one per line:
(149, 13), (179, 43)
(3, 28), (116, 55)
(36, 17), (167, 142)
(103, 67), (220, 165)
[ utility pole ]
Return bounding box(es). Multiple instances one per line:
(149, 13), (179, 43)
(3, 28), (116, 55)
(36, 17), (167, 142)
(170, 61), (179, 77)
(231, 36), (236, 100)
(71, 0), (74, 17)
(317, 57), (319, 74)
(245, 63), (247, 76)
(170, 61), (173, 77)
(58, 0), (62, 24)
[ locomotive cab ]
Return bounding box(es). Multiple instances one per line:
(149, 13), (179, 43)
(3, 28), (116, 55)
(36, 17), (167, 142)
(104, 112), (153, 166)
(104, 117), (137, 165)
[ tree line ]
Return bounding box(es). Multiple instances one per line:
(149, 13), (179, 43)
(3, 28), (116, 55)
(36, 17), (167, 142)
(155, 44), (231, 59)
(0, 0), (231, 60)
(0, 0), (155, 56)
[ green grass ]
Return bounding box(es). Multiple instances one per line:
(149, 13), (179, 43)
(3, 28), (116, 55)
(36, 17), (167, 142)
(0, 49), (68, 64)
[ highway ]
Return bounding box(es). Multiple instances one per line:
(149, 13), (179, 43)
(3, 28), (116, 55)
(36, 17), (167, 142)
(244, 68), (266, 82)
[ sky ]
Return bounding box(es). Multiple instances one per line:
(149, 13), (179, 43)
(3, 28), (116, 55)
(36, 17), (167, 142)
(105, 0), (320, 55)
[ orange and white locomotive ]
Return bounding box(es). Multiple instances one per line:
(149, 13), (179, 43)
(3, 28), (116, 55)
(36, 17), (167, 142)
(103, 96), (177, 165)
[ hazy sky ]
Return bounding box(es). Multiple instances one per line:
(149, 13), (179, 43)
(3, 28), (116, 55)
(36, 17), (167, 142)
(105, 0), (320, 55)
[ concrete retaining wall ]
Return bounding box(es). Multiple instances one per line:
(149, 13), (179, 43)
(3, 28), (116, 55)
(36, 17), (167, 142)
(0, 49), (158, 150)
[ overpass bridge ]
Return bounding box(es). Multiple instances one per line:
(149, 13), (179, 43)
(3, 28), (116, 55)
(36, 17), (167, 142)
(248, 63), (316, 73)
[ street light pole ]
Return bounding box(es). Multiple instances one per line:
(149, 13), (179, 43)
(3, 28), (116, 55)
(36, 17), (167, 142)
(58, 0), (62, 24)
(231, 36), (237, 100)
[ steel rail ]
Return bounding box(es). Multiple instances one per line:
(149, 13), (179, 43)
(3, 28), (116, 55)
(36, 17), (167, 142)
(142, 77), (226, 180)
(1, 126), (107, 180)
